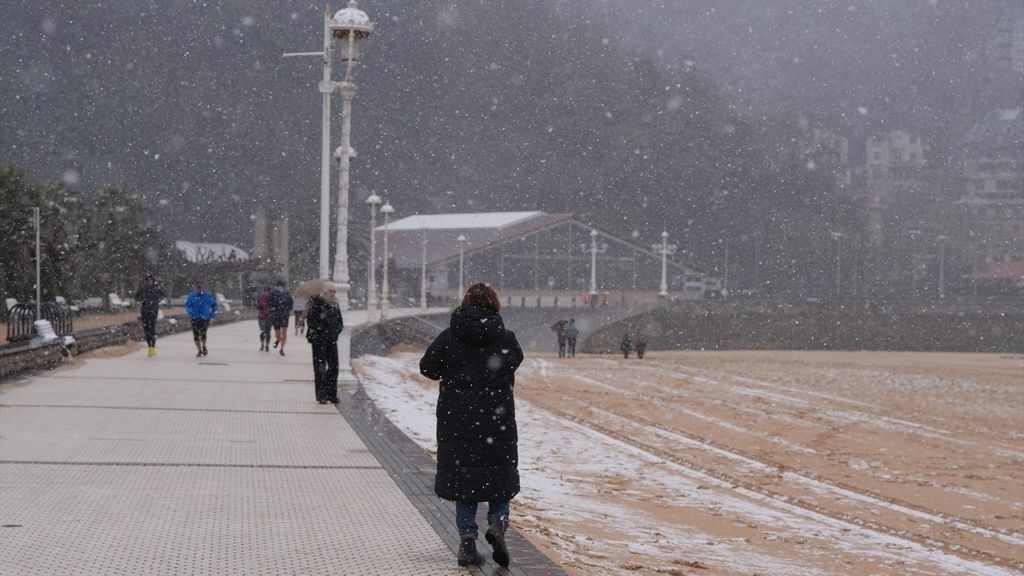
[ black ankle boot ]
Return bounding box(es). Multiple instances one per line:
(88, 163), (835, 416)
(485, 520), (510, 567)
(457, 536), (484, 566)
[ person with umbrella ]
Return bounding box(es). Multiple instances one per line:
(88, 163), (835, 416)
(551, 319), (568, 357)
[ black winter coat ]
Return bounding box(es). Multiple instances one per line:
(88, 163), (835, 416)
(305, 296), (343, 344)
(268, 290), (294, 321)
(134, 284), (165, 316)
(419, 305), (524, 502)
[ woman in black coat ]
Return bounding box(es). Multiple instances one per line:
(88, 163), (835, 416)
(419, 283), (524, 568)
(305, 284), (343, 404)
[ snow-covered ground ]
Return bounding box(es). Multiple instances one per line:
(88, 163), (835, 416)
(354, 350), (1024, 576)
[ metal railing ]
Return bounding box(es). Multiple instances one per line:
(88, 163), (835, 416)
(6, 302), (74, 343)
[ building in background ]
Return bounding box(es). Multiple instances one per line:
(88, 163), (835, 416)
(374, 211), (707, 308)
(251, 206), (290, 284)
(990, 7), (1024, 76)
(957, 108), (1024, 295)
(801, 127), (851, 189)
(865, 130), (929, 197)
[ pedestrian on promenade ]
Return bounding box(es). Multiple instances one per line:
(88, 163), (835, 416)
(419, 283), (524, 568)
(565, 318), (579, 358)
(305, 283), (343, 404)
(184, 281), (218, 357)
(635, 334), (647, 359)
(620, 333), (633, 359)
(268, 280), (293, 356)
(293, 295), (307, 336)
(256, 285), (273, 352)
(134, 273), (165, 357)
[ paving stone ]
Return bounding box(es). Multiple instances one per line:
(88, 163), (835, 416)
(0, 314), (563, 576)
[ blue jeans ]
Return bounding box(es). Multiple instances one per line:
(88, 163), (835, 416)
(455, 500), (509, 538)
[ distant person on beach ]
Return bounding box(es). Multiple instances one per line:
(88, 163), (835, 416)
(419, 283), (524, 568)
(305, 283), (343, 404)
(268, 281), (293, 356)
(134, 273), (165, 357)
(620, 333), (633, 359)
(565, 318), (579, 358)
(635, 334), (647, 359)
(184, 281), (218, 357)
(552, 319), (568, 357)
(256, 285), (273, 352)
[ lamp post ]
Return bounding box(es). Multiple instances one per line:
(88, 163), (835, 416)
(937, 235), (950, 301)
(328, 1), (374, 385)
(282, 7), (335, 279)
(365, 193), (381, 320)
(652, 231), (678, 297)
(457, 234), (467, 298)
(723, 239), (730, 300)
(34, 207), (41, 320)
(420, 229), (428, 312)
(380, 200), (394, 318)
(588, 229), (609, 305)
(831, 231), (843, 300)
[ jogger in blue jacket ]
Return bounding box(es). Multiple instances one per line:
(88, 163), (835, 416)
(184, 281), (218, 357)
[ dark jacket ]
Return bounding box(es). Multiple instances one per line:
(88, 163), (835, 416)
(565, 322), (579, 340)
(419, 305), (524, 502)
(134, 283), (165, 316)
(305, 296), (343, 344)
(268, 289), (294, 321)
(256, 292), (273, 320)
(620, 335), (633, 353)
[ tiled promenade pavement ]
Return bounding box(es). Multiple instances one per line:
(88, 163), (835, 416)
(0, 311), (566, 576)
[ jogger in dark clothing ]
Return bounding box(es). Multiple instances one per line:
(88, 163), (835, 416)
(268, 281), (294, 356)
(305, 283), (343, 404)
(256, 286), (273, 351)
(135, 274), (165, 357)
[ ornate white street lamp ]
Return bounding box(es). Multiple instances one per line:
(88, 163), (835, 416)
(653, 231), (678, 297)
(588, 229), (607, 298)
(457, 234), (467, 298)
(365, 193), (381, 320)
(937, 235), (950, 301)
(420, 229), (428, 312)
(380, 200), (394, 318)
(329, 0), (374, 384)
(282, 8), (337, 279)
(831, 231), (843, 300)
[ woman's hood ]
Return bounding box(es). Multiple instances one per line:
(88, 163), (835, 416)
(450, 305), (505, 346)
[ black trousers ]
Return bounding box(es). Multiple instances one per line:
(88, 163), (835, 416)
(567, 338), (577, 357)
(311, 340), (339, 401)
(191, 318), (209, 341)
(141, 312), (158, 347)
